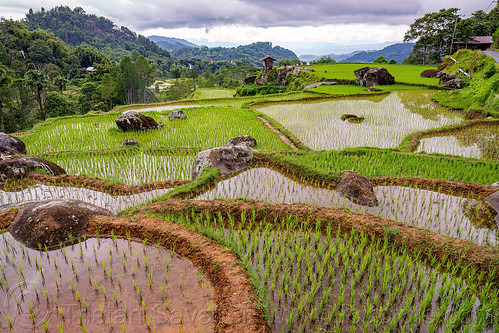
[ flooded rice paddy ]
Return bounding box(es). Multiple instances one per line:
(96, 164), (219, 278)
(416, 124), (499, 160)
(52, 152), (194, 185)
(174, 212), (496, 333)
(0, 184), (171, 214)
(195, 168), (498, 247)
(257, 91), (462, 150)
(0, 233), (215, 332)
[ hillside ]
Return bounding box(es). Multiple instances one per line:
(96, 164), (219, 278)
(342, 43), (415, 64)
(170, 42), (298, 66)
(24, 6), (172, 62)
(148, 36), (199, 51)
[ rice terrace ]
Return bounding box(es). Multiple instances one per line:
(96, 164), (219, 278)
(0, 3), (499, 333)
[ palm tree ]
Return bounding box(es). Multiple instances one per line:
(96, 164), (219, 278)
(25, 69), (50, 120)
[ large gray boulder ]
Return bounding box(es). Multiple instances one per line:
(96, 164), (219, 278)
(168, 110), (188, 119)
(256, 76), (269, 86)
(115, 111), (161, 131)
(355, 66), (395, 87)
(0, 133), (26, 156)
(439, 73), (457, 84)
(354, 67), (371, 82)
(337, 171), (378, 207)
(445, 78), (462, 89)
(0, 156), (66, 182)
(226, 135), (257, 148)
(276, 66), (314, 86)
(191, 146), (254, 180)
(8, 199), (112, 249)
(361, 67), (395, 87)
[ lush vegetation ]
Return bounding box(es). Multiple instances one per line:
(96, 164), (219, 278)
(171, 42), (298, 67)
(433, 49), (499, 116)
(404, 5), (498, 65)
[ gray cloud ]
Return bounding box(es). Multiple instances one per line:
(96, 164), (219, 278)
(98, 0), (422, 30)
(1, 0), (494, 31)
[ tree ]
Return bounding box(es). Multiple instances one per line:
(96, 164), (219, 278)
(25, 69), (50, 120)
(44, 91), (73, 118)
(0, 68), (11, 131)
(388, 59), (397, 64)
(404, 8), (460, 65)
(373, 56), (388, 64)
(119, 56), (139, 105)
(100, 73), (117, 110)
(134, 55), (154, 103)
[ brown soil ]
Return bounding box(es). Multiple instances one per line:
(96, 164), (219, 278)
(257, 116), (299, 151)
(404, 119), (499, 152)
(138, 199), (499, 285)
(0, 172), (189, 195)
(88, 215), (270, 333)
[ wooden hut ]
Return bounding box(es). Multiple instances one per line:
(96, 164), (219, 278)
(260, 56), (276, 70)
(455, 36), (493, 51)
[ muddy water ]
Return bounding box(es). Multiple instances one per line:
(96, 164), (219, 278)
(195, 168), (497, 247)
(416, 124), (499, 160)
(0, 233), (215, 332)
(0, 184), (171, 214)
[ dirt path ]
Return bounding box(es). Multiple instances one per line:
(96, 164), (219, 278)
(257, 116), (299, 151)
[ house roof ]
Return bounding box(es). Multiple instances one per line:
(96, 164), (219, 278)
(260, 56), (276, 61)
(456, 36), (493, 44)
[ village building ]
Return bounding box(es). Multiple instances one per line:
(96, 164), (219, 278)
(455, 36), (493, 51)
(260, 56), (276, 71)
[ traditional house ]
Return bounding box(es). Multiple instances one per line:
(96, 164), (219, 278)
(260, 56), (276, 70)
(455, 36), (493, 51)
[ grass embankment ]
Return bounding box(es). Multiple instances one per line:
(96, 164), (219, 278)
(291, 148), (499, 185)
(433, 49), (499, 116)
(305, 63), (440, 86)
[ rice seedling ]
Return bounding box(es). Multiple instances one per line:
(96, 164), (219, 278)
(0, 232), (215, 332)
(195, 167), (498, 246)
(161, 210), (499, 332)
(21, 106), (291, 154)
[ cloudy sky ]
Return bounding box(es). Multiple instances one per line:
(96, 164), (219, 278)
(0, 0), (495, 55)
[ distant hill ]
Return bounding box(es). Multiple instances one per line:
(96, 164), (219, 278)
(342, 43), (415, 64)
(24, 6), (172, 62)
(148, 36), (199, 51)
(170, 42), (298, 66)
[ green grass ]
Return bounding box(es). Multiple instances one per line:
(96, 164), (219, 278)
(22, 107), (292, 154)
(310, 83), (426, 95)
(190, 88), (237, 99)
(291, 148), (499, 185)
(306, 63), (441, 86)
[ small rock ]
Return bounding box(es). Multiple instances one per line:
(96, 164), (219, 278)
(303, 82), (337, 90)
(168, 110), (188, 119)
(337, 171), (378, 207)
(226, 135), (257, 148)
(121, 139), (140, 147)
(491, 182), (499, 187)
(484, 191), (499, 227)
(341, 114), (365, 123)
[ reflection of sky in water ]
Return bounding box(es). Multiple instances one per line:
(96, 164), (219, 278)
(257, 91), (462, 150)
(416, 125), (499, 160)
(0, 184), (171, 214)
(196, 168), (497, 247)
